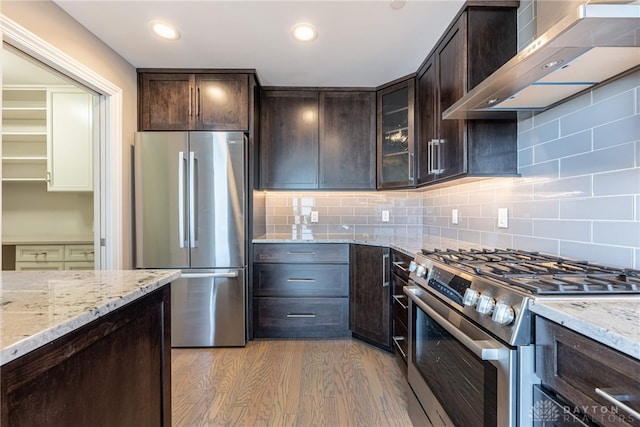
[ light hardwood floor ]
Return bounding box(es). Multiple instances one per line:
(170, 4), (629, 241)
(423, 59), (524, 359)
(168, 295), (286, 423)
(171, 338), (414, 427)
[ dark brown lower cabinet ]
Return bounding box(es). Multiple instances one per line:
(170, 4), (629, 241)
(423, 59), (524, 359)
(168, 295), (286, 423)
(1, 287), (171, 427)
(252, 243), (350, 338)
(350, 244), (391, 350)
(390, 249), (412, 374)
(535, 316), (640, 427)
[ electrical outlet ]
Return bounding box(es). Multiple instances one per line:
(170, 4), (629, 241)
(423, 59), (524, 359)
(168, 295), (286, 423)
(310, 211), (319, 223)
(382, 210), (390, 222)
(498, 208), (509, 229)
(452, 209), (459, 225)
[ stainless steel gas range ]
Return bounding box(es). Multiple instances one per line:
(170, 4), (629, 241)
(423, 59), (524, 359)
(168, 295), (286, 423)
(404, 248), (640, 427)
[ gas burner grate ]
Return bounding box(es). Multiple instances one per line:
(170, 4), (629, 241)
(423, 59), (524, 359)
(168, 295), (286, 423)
(420, 247), (640, 295)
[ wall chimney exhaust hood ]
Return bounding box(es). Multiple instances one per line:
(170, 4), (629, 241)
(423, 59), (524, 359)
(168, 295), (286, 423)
(443, 1), (640, 120)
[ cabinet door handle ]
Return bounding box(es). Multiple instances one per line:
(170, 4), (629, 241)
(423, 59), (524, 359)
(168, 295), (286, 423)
(287, 251), (315, 255)
(286, 313), (316, 318)
(196, 87), (200, 116)
(189, 87), (193, 117)
(436, 138), (445, 175)
(428, 139), (436, 175)
(408, 152), (414, 182)
(595, 388), (640, 420)
(382, 253), (390, 287)
(46, 171), (52, 183)
(286, 278), (317, 283)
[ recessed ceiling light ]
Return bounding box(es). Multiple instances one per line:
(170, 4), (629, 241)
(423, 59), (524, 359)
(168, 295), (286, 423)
(390, 0), (406, 10)
(291, 23), (318, 42)
(149, 20), (181, 40)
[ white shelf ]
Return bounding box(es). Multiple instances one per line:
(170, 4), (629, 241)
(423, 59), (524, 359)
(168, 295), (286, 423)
(2, 156), (47, 164)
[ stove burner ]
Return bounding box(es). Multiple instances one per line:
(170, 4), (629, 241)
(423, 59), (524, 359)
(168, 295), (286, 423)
(420, 248), (640, 295)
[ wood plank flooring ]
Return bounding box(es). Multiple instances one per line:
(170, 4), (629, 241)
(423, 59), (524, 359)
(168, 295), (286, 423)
(171, 338), (414, 427)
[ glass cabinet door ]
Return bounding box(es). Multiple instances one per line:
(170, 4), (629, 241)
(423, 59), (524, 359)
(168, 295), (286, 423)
(377, 79), (414, 189)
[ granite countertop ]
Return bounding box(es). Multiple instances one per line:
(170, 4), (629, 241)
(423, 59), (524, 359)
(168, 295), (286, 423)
(529, 298), (640, 360)
(0, 269), (180, 366)
(253, 233), (481, 258)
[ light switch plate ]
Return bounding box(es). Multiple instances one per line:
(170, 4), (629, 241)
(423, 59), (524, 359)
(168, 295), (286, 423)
(498, 208), (509, 229)
(452, 209), (459, 225)
(310, 211), (319, 223)
(382, 210), (390, 222)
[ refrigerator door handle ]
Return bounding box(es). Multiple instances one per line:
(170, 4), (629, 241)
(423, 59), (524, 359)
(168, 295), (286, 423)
(181, 271), (239, 279)
(178, 151), (187, 248)
(189, 151), (197, 248)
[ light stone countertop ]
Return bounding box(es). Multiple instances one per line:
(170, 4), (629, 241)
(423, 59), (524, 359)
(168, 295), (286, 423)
(0, 269), (180, 366)
(529, 299), (640, 360)
(253, 233), (482, 258)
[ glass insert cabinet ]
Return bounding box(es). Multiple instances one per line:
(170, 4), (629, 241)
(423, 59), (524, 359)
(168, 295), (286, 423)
(377, 78), (415, 189)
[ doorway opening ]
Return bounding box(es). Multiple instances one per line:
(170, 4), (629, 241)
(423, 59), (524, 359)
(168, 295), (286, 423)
(1, 15), (124, 269)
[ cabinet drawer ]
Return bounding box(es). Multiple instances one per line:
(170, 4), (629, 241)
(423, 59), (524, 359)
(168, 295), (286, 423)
(535, 316), (640, 426)
(15, 261), (64, 271)
(254, 263), (349, 297)
(254, 243), (349, 263)
(64, 261), (94, 270)
(64, 245), (95, 262)
(253, 297), (349, 338)
(16, 245), (64, 262)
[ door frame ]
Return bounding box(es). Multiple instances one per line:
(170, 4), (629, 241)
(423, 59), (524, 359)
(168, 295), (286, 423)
(1, 15), (123, 269)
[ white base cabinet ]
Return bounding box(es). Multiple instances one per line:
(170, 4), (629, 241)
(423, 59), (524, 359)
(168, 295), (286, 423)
(15, 244), (94, 270)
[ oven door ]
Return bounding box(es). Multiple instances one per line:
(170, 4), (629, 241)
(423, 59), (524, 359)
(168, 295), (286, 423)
(405, 285), (517, 427)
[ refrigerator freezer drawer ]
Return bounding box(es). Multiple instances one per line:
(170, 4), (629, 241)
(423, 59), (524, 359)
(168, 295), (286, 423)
(171, 269), (246, 347)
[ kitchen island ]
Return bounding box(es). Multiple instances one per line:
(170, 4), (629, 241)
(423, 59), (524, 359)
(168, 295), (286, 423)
(0, 269), (180, 427)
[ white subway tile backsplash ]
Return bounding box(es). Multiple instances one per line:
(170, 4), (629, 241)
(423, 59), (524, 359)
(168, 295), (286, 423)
(533, 219), (591, 242)
(519, 120), (560, 148)
(593, 221), (640, 247)
(512, 236), (559, 254)
(560, 143), (635, 178)
(481, 232), (514, 249)
(593, 168), (640, 197)
(593, 115), (640, 150)
(518, 147), (534, 167)
(518, 159), (560, 179)
(534, 130), (592, 163)
(560, 91), (635, 137)
(592, 69), (640, 104)
(560, 196), (634, 221)
(512, 199), (560, 219)
(534, 176), (592, 200)
(559, 241), (633, 268)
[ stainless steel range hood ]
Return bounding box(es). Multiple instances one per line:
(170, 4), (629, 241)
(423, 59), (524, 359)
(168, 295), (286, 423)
(443, 1), (640, 120)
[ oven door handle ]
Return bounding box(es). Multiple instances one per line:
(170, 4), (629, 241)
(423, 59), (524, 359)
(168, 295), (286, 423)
(406, 287), (509, 361)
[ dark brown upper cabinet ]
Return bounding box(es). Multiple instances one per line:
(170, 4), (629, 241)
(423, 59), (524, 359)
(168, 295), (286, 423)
(319, 91), (376, 189)
(416, 5), (518, 187)
(138, 72), (249, 131)
(260, 90), (319, 189)
(377, 77), (415, 189)
(260, 88), (376, 190)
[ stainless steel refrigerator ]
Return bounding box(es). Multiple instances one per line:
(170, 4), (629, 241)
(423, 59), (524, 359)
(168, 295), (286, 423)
(134, 131), (246, 347)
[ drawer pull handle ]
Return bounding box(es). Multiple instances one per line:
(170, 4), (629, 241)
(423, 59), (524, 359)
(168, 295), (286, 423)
(287, 251), (316, 255)
(595, 388), (640, 420)
(392, 336), (407, 359)
(286, 314), (316, 318)
(392, 261), (409, 274)
(393, 295), (408, 310)
(286, 278), (316, 282)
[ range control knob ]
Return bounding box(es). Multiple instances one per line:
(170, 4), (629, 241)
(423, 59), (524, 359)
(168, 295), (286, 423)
(476, 295), (496, 316)
(408, 261), (417, 272)
(492, 302), (516, 325)
(462, 289), (480, 307)
(416, 264), (427, 278)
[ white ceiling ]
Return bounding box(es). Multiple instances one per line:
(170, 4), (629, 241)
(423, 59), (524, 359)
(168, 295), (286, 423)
(52, 0), (466, 87)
